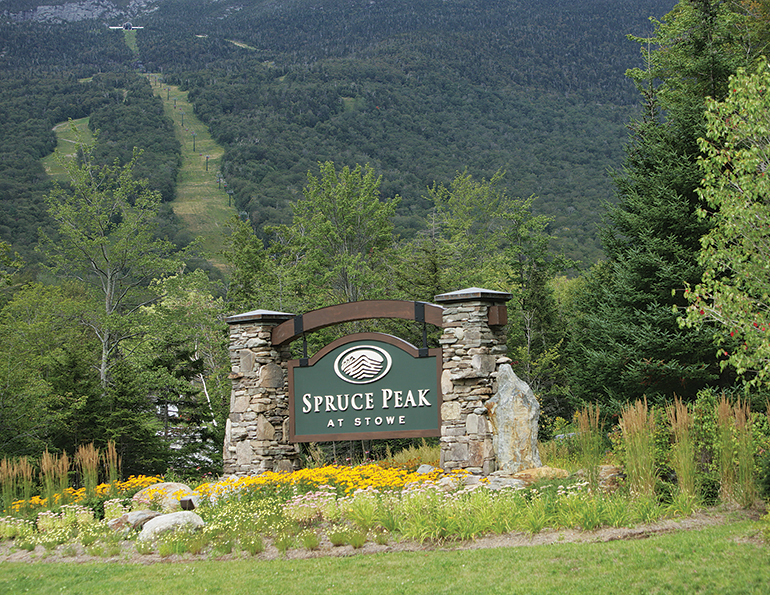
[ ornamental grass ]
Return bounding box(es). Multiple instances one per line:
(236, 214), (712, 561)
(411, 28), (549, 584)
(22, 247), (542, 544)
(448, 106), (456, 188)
(716, 394), (737, 502)
(574, 404), (604, 492)
(75, 443), (100, 502)
(620, 398), (657, 498)
(667, 397), (698, 501)
(734, 400), (756, 508)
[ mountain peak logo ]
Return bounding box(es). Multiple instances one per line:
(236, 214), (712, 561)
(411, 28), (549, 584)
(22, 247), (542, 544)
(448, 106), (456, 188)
(334, 346), (392, 384)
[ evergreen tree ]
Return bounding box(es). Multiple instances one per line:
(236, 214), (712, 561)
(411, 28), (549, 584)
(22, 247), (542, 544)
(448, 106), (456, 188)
(222, 216), (279, 312)
(568, 0), (754, 412)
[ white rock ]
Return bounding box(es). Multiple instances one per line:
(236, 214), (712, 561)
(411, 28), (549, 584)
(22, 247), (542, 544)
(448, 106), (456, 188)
(107, 509), (161, 532)
(137, 511), (205, 542)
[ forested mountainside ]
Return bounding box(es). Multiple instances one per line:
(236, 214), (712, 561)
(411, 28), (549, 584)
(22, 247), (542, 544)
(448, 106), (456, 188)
(1, 0), (767, 473)
(140, 0), (675, 263)
(0, 0), (674, 264)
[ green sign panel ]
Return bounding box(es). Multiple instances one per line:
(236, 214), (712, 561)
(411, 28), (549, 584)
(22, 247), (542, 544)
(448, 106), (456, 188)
(288, 333), (441, 442)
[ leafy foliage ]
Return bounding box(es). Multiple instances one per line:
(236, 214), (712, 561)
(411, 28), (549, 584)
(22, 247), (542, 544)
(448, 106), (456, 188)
(271, 161), (399, 308)
(40, 144), (184, 386)
(682, 61), (770, 387)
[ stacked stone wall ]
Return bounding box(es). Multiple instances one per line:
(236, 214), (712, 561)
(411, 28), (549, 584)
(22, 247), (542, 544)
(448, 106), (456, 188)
(437, 298), (509, 474)
(223, 317), (300, 475)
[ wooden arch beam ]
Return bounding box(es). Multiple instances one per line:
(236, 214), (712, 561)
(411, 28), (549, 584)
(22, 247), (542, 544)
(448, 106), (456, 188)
(272, 300), (444, 346)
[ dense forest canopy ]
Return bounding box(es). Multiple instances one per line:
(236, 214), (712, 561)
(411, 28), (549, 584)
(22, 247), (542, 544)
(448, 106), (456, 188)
(0, 0), (675, 264)
(4, 0), (768, 478)
(136, 0), (675, 262)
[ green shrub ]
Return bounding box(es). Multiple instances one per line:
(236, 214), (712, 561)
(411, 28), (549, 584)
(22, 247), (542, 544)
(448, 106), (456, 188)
(300, 530), (320, 550)
(346, 529), (367, 549)
(274, 533), (293, 555)
(328, 526), (348, 546)
(758, 449), (770, 501)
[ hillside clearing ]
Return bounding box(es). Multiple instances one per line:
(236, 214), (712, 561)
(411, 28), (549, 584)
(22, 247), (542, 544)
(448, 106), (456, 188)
(146, 74), (235, 269)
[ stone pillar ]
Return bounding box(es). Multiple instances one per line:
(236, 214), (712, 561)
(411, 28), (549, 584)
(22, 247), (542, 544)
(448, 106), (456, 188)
(223, 309), (300, 475)
(435, 287), (511, 475)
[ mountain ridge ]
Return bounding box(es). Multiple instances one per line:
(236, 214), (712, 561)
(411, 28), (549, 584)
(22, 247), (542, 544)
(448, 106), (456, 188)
(0, 0), (677, 265)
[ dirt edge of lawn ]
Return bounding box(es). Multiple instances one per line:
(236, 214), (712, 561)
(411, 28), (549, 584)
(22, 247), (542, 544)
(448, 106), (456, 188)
(0, 507), (765, 565)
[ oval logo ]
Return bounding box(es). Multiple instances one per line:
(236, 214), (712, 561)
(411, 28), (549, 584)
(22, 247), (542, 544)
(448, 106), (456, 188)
(334, 345), (392, 384)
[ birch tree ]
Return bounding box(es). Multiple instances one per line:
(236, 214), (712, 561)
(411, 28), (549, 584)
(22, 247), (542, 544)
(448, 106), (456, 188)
(40, 144), (183, 388)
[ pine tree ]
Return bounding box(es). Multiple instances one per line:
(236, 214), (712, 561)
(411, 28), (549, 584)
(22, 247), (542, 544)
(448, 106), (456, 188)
(568, 0), (755, 412)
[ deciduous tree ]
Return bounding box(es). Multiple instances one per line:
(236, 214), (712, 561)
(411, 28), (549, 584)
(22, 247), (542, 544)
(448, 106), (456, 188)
(40, 144), (184, 387)
(273, 161), (399, 308)
(682, 60), (770, 387)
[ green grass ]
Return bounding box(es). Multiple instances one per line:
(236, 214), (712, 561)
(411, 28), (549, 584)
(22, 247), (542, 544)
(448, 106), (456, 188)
(0, 522), (766, 594)
(124, 30), (138, 55)
(41, 117), (93, 182)
(44, 77), (235, 271)
(144, 74), (236, 270)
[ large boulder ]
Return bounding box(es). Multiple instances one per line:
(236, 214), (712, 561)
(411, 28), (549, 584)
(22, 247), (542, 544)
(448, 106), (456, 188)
(107, 509), (162, 532)
(486, 364), (542, 474)
(137, 511), (205, 542)
(132, 482), (197, 512)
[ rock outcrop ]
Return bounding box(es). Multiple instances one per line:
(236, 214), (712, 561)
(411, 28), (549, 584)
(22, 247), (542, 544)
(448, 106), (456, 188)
(486, 364), (541, 474)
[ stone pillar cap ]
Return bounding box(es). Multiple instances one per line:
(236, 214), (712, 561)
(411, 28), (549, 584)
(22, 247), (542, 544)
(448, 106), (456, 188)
(434, 287), (512, 304)
(226, 309), (295, 325)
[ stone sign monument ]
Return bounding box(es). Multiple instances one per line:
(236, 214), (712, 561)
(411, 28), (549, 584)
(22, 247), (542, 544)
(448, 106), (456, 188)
(223, 287), (540, 476)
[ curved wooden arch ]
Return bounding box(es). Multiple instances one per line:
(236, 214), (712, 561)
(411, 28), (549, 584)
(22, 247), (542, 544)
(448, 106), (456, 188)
(272, 300), (444, 346)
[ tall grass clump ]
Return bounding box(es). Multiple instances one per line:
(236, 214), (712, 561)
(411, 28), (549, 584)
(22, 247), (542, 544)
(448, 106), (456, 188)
(40, 450), (57, 508)
(620, 398), (657, 497)
(56, 451), (70, 505)
(715, 395), (737, 502)
(16, 458), (34, 515)
(103, 441), (121, 497)
(0, 458), (16, 514)
(539, 417), (581, 471)
(667, 397), (698, 502)
(76, 443), (100, 502)
(378, 439), (440, 471)
(575, 404), (603, 492)
(734, 400), (756, 508)
(760, 401), (770, 501)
